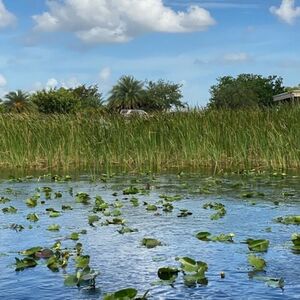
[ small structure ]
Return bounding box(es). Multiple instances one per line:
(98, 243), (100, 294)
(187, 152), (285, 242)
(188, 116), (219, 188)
(273, 90), (300, 103)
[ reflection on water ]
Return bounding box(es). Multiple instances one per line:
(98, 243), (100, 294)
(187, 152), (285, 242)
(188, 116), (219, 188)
(0, 173), (299, 299)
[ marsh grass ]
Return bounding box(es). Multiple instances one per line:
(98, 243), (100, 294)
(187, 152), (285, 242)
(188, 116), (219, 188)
(0, 106), (299, 171)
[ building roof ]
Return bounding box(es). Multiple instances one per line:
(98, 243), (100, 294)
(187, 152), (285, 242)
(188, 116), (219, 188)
(273, 90), (300, 102)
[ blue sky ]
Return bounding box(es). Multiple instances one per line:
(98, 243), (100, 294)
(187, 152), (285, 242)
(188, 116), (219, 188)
(0, 0), (299, 106)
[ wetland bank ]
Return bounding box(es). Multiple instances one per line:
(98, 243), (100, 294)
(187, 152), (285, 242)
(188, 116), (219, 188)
(0, 170), (299, 299)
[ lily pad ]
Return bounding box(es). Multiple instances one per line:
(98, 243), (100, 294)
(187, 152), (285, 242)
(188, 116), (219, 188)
(141, 238), (162, 249)
(76, 192), (91, 204)
(15, 257), (37, 271)
(103, 288), (138, 300)
(26, 213), (39, 222)
(47, 224), (61, 231)
(157, 267), (179, 281)
(275, 215), (300, 225)
(117, 227), (138, 234)
(123, 186), (139, 195)
(2, 206), (18, 214)
(248, 255), (266, 270)
(246, 239), (269, 252)
(88, 215), (100, 226)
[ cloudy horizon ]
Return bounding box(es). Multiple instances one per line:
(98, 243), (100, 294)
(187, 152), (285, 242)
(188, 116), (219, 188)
(0, 0), (299, 105)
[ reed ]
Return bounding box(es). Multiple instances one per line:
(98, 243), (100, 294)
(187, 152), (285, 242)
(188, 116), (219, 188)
(0, 106), (299, 172)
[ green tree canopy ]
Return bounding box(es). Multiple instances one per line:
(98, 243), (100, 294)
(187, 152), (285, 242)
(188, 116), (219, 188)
(107, 76), (145, 111)
(143, 80), (185, 111)
(3, 90), (34, 113)
(71, 85), (104, 109)
(30, 88), (81, 114)
(107, 76), (185, 111)
(208, 74), (285, 109)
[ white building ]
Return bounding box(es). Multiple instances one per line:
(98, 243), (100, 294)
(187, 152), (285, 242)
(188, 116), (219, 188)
(273, 90), (300, 102)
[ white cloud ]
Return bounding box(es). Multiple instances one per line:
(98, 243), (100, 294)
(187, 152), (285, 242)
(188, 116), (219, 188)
(46, 78), (58, 90)
(0, 73), (7, 87)
(0, 0), (16, 28)
(33, 0), (215, 43)
(270, 0), (300, 24)
(99, 67), (111, 82)
(223, 52), (250, 63)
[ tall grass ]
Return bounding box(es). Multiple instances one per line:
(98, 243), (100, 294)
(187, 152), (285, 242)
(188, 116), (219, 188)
(0, 106), (299, 172)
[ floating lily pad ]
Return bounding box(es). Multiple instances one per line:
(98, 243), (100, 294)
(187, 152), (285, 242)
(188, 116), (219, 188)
(103, 288), (138, 300)
(196, 232), (234, 243)
(0, 197), (11, 204)
(141, 238), (162, 249)
(2, 206), (18, 214)
(253, 276), (284, 289)
(157, 267), (179, 281)
(246, 239), (269, 252)
(248, 255), (266, 270)
(26, 213), (39, 222)
(177, 209), (192, 218)
(15, 257), (37, 271)
(88, 215), (100, 226)
(123, 186), (139, 195)
(117, 226), (138, 234)
(47, 224), (61, 231)
(146, 204), (157, 211)
(130, 197), (139, 207)
(76, 192), (91, 204)
(275, 215), (300, 225)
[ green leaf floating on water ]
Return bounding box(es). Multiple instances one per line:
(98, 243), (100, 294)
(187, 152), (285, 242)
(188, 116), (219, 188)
(2, 206), (18, 214)
(176, 257), (208, 274)
(123, 186), (139, 195)
(93, 196), (109, 212)
(159, 194), (182, 202)
(146, 204), (157, 211)
(20, 247), (43, 256)
(88, 215), (100, 226)
(157, 267), (179, 281)
(64, 267), (99, 288)
(117, 226), (138, 234)
(246, 239), (269, 252)
(177, 209), (192, 218)
(62, 205), (73, 210)
(291, 233), (300, 246)
(248, 255), (266, 270)
(15, 257), (37, 271)
(0, 197), (11, 204)
(130, 197), (139, 207)
(26, 213), (39, 222)
(275, 215), (300, 225)
(103, 288), (138, 300)
(47, 224), (61, 231)
(196, 232), (235, 243)
(141, 238), (162, 249)
(25, 197), (38, 208)
(69, 232), (80, 240)
(75, 255), (90, 269)
(75, 192), (91, 204)
(253, 276), (285, 289)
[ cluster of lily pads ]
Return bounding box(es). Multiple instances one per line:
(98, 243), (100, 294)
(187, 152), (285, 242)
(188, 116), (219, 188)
(0, 171), (299, 299)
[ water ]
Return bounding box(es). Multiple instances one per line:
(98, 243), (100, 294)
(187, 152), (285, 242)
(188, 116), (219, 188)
(0, 172), (299, 299)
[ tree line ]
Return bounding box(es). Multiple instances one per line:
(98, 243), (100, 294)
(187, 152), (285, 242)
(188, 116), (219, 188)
(0, 74), (297, 114)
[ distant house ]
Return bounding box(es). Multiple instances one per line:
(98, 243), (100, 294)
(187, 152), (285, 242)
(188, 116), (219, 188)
(273, 90), (300, 103)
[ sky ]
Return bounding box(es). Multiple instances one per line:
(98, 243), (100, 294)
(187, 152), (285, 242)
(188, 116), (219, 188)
(0, 0), (299, 106)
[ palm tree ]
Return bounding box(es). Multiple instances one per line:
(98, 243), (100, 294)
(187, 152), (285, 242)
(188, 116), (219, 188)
(107, 76), (145, 111)
(4, 90), (34, 113)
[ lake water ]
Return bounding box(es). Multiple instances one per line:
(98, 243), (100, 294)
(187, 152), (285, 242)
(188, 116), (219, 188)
(0, 172), (299, 299)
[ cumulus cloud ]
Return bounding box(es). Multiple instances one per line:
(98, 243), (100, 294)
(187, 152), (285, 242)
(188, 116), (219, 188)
(46, 78), (58, 90)
(0, 73), (7, 87)
(33, 0), (215, 43)
(0, 0), (16, 28)
(270, 0), (300, 24)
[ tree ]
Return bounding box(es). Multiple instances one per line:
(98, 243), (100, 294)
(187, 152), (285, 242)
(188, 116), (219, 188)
(208, 74), (285, 109)
(30, 88), (81, 114)
(72, 85), (104, 109)
(4, 90), (34, 113)
(143, 80), (185, 111)
(107, 76), (145, 111)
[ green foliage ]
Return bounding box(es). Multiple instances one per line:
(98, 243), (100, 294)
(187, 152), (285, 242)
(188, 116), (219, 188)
(248, 255), (266, 270)
(141, 238), (162, 249)
(3, 90), (35, 113)
(143, 80), (185, 111)
(31, 88), (81, 114)
(208, 74), (285, 109)
(246, 239), (269, 252)
(108, 76), (145, 111)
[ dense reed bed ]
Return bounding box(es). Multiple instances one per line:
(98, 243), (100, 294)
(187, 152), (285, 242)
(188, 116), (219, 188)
(0, 106), (299, 171)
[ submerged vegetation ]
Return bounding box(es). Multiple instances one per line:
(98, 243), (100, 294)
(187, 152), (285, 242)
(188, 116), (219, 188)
(1, 106), (300, 170)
